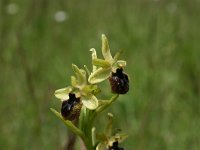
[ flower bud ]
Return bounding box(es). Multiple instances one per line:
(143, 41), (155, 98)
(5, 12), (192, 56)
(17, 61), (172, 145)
(61, 93), (82, 121)
(109, 68), (129, 94)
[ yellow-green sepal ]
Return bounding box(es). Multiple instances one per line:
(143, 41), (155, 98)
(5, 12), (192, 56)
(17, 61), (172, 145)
(92, 58), (111, 68)
(81, 93), (99, 110)
(54, 86), (73, 100)
(88, 67), (111, 84)
(72, 64), (86, 87)
(102, 34), (113, 62)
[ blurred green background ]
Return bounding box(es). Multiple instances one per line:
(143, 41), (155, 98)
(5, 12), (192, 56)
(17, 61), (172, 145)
(0, 0), (200, 149)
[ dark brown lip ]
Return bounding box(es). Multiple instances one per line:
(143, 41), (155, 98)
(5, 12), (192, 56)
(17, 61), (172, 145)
(109, 68), (129, 94)
(61, 93), (82, 121)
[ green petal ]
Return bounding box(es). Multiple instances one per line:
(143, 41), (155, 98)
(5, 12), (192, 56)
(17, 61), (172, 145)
(84, 65), (90, 75)
(71, 76), (77, 87)
(116, 60), (126, 67)
(92, 58), (111, 68)
(82, 84), (100, 95)
(72, 64), (86, 87)
(54, 87), (73, 100)
(96, 143), (107, 150)
(88, 67), (111, 84)
(102, 34), (113, 62)
(82, 94), (98, 110)
(114, 51), (121, 61)
(90, 48), (97, 72)
(90, 48), (97, 59)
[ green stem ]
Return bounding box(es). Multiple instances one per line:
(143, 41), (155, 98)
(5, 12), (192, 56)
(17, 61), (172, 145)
(79, 108), (95, 150)
(93, 94), (119, 119)
(84, 126), (93, 150)
(92, 127), (96, 146)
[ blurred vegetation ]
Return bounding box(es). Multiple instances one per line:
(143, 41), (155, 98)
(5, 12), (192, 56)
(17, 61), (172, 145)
(0, 0), (200, 149)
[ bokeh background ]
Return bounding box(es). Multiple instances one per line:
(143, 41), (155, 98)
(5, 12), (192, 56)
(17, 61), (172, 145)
(0, 0), (200, 149)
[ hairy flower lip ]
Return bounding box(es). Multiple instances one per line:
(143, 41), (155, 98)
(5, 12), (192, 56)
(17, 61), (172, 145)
(109, 68), (129, 94)
(61, 93), (82, 121)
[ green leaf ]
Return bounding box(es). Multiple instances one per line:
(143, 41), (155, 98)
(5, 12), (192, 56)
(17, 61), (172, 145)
(102, 34), (113, 62)
(81, 94), (99, 110)
(88, 67), (111, 84)
(50, 108), (85, 139)
(54, 87), (73, 100)
(92, 58), (111, 68)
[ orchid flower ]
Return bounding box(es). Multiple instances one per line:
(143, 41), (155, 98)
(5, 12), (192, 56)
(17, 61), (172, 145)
(88, 34), (127, 84)
(55, 64), (99, 110)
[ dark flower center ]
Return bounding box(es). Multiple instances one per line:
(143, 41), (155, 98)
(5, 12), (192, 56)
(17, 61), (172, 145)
(108, 141), (124, 150)
(68, 93), (80, 104)
(109, 68), (129, 94)
(61, 93), (81, 120)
